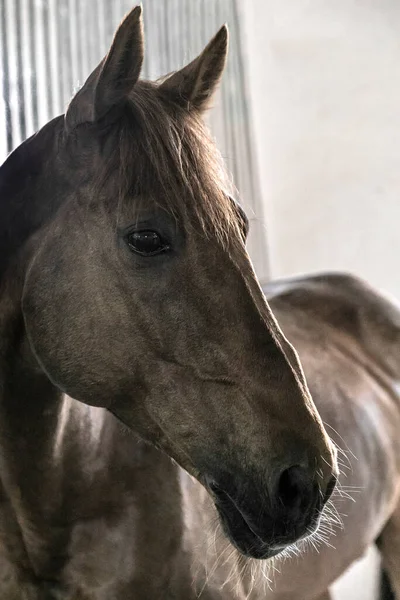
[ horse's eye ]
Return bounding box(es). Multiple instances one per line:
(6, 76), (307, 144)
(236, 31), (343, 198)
(127, 231), (169, 256)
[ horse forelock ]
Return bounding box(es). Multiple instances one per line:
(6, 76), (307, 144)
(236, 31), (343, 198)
(95, 80), (241, 247)
(0, 78), (243, 282)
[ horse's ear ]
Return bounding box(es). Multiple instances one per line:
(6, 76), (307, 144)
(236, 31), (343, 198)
(160, 25), (228, 113)
(65, 5), (144, 130)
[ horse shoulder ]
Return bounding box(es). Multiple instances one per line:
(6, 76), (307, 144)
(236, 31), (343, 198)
(264, 271), (400, 376)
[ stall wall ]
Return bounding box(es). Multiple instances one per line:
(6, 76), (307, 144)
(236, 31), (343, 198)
(242, 0), (400, 299)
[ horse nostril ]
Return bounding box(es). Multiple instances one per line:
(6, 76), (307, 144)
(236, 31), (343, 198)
(277, 465), (310, 510)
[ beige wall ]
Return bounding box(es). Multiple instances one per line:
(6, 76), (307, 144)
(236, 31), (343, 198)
(240, 1), (400, 598)
(242, 0), (400, 299)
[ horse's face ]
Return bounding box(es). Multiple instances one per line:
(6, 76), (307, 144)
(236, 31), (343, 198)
(22, 7), (337, 559)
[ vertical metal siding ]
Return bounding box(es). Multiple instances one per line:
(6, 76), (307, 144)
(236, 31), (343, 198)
(0, 0), (268, 277)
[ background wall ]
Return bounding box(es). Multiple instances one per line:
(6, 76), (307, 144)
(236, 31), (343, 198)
(242, 0), (400, 298)
(241, 1), (400, 598)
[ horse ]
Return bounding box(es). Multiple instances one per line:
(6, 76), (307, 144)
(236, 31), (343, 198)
(0, 5), (337, 599)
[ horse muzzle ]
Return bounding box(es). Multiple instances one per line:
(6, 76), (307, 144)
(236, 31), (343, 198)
(206, 467), (337, 560)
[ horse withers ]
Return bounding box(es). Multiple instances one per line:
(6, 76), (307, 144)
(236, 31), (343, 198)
(0, 6), (336, 598)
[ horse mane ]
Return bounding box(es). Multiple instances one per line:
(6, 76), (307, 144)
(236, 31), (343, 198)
(0, 116), (65, 281)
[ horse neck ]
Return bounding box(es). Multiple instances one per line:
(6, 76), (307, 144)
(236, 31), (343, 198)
(0, 264), (97, 514)
(0, 267), (194, 594)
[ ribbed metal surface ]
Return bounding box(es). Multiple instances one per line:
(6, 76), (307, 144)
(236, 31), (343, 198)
(0, 0), (267, 275)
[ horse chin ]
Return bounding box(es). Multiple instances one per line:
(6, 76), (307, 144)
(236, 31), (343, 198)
(215, 503), (280, 560)
(214, 495), (324, 561)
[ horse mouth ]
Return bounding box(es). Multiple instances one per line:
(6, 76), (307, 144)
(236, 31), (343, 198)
(210, 483), (323, 560)
(209, 484), (276, 559)
(215, 503), (279, 559)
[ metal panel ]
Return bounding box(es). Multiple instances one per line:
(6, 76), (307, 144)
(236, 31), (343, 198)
(0, 0), (269, 277)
